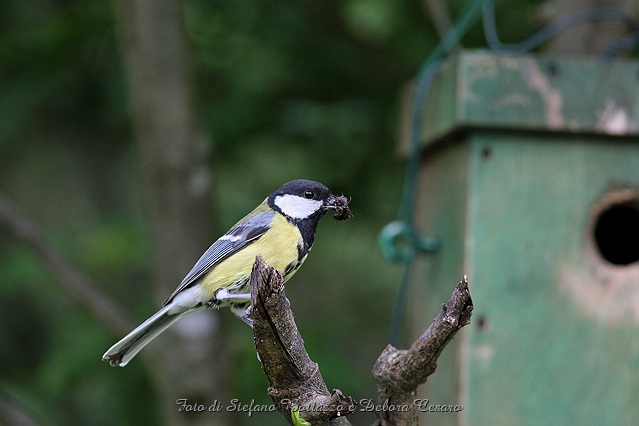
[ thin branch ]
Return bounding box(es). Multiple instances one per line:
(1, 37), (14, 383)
(0, 392), (42, 426)
(372, 276), (473, 425)
(421, 0), (456, 41)
(250, 256), (356, 425)
(0, 190), (133, 336)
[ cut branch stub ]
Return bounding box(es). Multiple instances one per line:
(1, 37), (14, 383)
(372, 276), (473, 425)
(250, 256), (356, 425)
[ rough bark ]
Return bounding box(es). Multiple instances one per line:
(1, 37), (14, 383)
(250, 257), (472, 426)
(372, 276), (473, 426)
(250, 256), (356, 425)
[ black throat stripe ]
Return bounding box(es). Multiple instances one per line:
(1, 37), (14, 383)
(292, 210), (326, 260)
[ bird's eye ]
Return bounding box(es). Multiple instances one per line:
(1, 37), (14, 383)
(304, 190), (314, 199)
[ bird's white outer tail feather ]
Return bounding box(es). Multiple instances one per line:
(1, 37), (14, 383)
(102, 305), (185, 367)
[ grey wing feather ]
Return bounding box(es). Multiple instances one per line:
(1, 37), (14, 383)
(163, 210), (274, 305)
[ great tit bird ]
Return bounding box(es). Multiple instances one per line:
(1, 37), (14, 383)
(102, 179), (350, 367)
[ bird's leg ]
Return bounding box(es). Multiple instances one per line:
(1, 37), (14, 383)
(230, 304), (253, 328)
(215, 288), (251, 302)
(215, 288), (253, 327)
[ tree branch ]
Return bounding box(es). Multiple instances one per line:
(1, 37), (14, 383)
(0, 190), (133, 336)
(372, 276), (473, 425)
(250, 256), (356, 425)
(0, 392), (42, 426)
(421, 0), (455, 41)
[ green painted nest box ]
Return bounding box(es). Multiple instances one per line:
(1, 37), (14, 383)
(405, 50), (639, 425)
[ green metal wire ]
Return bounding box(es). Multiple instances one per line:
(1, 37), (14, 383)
(383, 0), (483, 345)
(383, 0), (639, 346)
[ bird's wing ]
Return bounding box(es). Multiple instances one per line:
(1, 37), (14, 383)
(163, 209), (275, 306)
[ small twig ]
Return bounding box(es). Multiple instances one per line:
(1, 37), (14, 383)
(0, 392), (42, 426)
(421, 0), (457, 45)
(250, 256), (356, 425)
(372, 276), (473, 425)
(0, 190), (133, 336)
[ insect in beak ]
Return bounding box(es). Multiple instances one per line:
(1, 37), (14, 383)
(324, 194), (352, 221)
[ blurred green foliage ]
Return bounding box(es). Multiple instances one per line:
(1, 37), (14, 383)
(0, 0), (545, 424)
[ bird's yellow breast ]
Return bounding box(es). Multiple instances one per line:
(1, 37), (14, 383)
(199, 214), (304, 299)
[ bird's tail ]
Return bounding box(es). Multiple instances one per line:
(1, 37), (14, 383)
(102, 305), (185, 367)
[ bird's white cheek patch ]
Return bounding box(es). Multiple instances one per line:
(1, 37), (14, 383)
(274, 194), (322, 219)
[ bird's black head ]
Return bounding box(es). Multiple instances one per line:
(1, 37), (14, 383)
(267, 179), (336, 222)
(267, 179), (351, 259)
